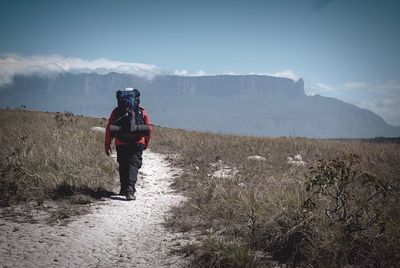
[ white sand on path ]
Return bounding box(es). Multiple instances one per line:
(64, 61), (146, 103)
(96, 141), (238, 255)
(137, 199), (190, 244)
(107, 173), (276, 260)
(0, 150), (188, 268)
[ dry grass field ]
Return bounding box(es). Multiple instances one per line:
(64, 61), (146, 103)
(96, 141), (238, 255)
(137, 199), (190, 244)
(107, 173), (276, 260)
(0, 109), (116, 205)
(1, 109), (399, 267)
(150, 126), (400, 267)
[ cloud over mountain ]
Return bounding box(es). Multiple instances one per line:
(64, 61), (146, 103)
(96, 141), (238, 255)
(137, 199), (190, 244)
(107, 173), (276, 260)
(0, 54), (165, 86)
(0, 54), (301, 86)
(344, 80), (400, 126)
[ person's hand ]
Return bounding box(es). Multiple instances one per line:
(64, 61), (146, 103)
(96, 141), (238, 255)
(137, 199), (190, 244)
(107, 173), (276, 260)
(105, 144), (112, 156)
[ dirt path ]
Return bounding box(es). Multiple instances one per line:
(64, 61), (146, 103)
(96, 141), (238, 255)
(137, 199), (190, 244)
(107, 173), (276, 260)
(0, 150), (188, 268)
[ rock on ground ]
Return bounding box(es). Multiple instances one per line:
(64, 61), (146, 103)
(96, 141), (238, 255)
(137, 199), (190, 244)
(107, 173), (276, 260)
(90, 126), (106, 134)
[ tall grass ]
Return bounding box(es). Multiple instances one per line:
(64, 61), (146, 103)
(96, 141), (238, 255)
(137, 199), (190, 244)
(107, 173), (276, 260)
(0, 109), (116, 203)
(1, 109), (399, 266)
(150, 127), (400, 267)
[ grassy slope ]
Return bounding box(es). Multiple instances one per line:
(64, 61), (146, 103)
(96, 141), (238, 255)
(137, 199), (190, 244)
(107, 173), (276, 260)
(1, 109), (399, 266)
(150, 127), (400, 267)
(0, 109), (116, 204)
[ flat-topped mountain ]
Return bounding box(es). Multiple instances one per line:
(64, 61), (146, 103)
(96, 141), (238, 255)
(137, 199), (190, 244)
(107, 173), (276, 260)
(1, 73), (399, 138)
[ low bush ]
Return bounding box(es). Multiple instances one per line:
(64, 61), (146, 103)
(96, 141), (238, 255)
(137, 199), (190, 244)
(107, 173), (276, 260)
(300, 154), (396, 266)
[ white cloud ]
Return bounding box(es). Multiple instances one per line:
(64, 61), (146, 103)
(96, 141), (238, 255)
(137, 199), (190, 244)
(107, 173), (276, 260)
(0, 54), (214, 86)
(344, 80), (400, 91)
(0, 54), (301, 87)
(266, 70), (300, 81)
(357, 98), (400, 126)
(343, 81), (368, 89)
(316, 83), (333, 92)
(191, 70), (207, 76)
(173, 69), (207, 76)
(303, 81), (333, 95)
(302, 79), (400, 125)
(0, 54), (166, 86)
(341, 80), (400, 125)
(173, 70), (188, 76)
(222, 69), (300, 81)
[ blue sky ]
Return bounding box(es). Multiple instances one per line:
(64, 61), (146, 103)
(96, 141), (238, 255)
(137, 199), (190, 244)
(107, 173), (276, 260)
(1, 0), (400, 125)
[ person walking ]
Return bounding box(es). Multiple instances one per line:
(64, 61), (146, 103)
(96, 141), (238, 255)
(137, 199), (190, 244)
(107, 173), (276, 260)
(104, 88), (151, 200)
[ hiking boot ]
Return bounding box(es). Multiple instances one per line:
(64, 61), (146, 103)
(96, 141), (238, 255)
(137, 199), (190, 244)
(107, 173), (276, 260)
(119, 189), (127, 196)
(126, 193), (136, 201)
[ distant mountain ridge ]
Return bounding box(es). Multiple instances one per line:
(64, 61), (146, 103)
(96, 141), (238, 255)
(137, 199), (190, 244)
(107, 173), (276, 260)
(1, 72), (399, 138)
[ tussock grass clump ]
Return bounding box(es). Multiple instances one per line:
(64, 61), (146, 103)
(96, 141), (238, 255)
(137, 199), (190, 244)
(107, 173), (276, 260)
(192, 236), (263, 268)
(150, 126), (400, 267)
(0, 109), (116, 203)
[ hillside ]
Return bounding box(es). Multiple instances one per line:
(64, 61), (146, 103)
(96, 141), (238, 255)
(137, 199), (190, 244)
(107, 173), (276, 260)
(0, 109), (115, 203)
(0, 109), (399, 267)
(0, 109), (189, 267)
(151, 124), (400, 267)
(1, 73), (399, 138)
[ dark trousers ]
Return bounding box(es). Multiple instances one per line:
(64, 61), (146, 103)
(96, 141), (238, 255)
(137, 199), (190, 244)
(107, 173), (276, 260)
(116, 144), (144, 194)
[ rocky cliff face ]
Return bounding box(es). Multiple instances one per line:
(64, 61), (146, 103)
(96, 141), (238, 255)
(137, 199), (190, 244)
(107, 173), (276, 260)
(137, 75), (305, 98)
(1, 73), (399, 138)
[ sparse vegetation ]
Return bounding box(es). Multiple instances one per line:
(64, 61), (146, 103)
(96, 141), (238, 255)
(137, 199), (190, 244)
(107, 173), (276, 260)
(192, 236), (263, 268)
(0, 109), (116, 204)
(150, 126), (400, 267)
(1, 109), (399, 266)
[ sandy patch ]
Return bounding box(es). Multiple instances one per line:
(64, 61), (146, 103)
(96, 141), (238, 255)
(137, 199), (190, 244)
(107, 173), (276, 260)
(0, 150), (188, 268)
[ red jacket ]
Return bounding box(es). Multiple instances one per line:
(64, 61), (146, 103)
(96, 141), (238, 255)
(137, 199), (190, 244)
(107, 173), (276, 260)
(105, 107), (151, 149)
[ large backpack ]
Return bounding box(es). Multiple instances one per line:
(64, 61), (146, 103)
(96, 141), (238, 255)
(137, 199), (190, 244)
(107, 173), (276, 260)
(111, 88), (148, 143)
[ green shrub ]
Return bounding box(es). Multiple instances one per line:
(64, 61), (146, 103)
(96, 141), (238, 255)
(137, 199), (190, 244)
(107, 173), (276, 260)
(301, 154), (396, 266)
(304, 154), (391, 237)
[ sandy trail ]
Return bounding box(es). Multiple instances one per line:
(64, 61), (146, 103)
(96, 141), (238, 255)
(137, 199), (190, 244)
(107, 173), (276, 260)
(0, 150), (187, 268)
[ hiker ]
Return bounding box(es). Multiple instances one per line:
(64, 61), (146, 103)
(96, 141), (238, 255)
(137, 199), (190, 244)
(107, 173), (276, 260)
(104, 88), (151, 200)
